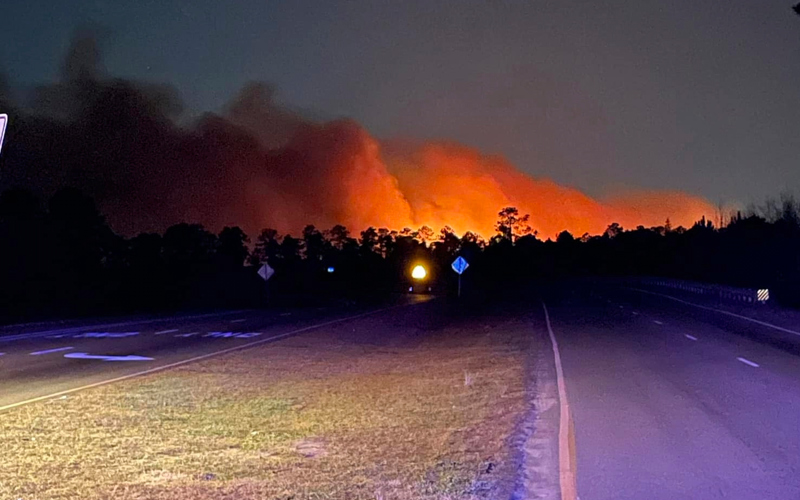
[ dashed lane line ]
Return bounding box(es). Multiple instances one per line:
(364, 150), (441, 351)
(737, 357), (760, 368)
(30, 347), (74, 356)
(631, 288), (800, 338)
(155, 329), (179, 335)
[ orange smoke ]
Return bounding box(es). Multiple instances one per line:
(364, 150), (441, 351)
(258, 121), (714, 238)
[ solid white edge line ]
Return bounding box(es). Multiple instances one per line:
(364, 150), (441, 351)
(542, 301), (577, 500)
(737, 357), (760, 368)
(653, 320), (664, 325)
(631, 288), (800, 337)
(0, 304), (409, 413)
(684, 334), (698, 341)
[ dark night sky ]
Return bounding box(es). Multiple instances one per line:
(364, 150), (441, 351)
(2, 1), (800, 207)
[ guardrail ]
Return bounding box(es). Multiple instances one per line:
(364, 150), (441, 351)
(634, 277), (769, 305)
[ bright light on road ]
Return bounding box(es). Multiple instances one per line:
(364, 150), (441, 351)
(411, 265), (427, 280)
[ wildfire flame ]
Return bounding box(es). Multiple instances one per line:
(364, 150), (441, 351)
(254, 120), (714, 238)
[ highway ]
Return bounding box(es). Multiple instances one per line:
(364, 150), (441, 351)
(0, 300), (421, 411)
(547, 285), (800, 500)
(5, 284), (800, 499)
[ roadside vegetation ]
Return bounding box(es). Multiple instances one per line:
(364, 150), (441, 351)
(0, 305), (530, 499)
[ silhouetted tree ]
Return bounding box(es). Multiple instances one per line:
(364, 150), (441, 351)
(217, 226), (249, 269)
(302, 225), (326, 261)
(557, 230), (575, 244)
(327, 224), (354, 250)
(162, 223), (217, 275)
(416, 225), (435, 245)
(604, 222), (623, 239)
(252, 228), (281, 266)
(495, 206), (532, 242)
(360, 227), (380, 255)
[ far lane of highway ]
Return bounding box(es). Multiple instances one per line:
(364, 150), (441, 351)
(0, 300), (422, 411)
(548, 285), (800, 500)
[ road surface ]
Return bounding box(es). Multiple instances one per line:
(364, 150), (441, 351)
(0, 299), (425, 411)
(546, 285), (800, 500)
(5, 284), (800, 499)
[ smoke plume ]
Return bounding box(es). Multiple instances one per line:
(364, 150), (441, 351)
(0, 33), (714, 238)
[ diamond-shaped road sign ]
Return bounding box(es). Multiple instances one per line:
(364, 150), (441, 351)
(0, 114), (7, 155)
(257, 263), (275, 281)
(451, 256), (469, 275)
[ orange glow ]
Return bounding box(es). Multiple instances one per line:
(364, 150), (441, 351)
(257, 121), (714, 238)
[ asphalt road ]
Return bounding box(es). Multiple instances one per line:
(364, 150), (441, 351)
(0, 298), (425, 411)
(547, 285), (800, 500)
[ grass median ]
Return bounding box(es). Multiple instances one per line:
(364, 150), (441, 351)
(2, 305), (530, 499)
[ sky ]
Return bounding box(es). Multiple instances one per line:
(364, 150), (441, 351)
(2, 0), (800, 210)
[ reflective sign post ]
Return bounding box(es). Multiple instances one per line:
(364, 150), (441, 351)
(258, 263), (275, 306)
(451, 256), (469, 298)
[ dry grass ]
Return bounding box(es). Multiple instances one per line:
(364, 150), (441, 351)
(1, 310), (530, 499)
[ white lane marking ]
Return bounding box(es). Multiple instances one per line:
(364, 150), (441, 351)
(684, 334), (698, 341)
(65, 353), (154, 362)
(155, 329), (179, 335)
(175, 332), (199, 338)
(653, 320), (664, 325)
(204, 331), (235, 338)
(0, 352), (5, 356)
(542, 302), (577, 500)
(737, 357), (760, 368)
(632, 311), (639, 316)
(235, 332), (261, 338)
(631, 288), (800, 337)
(619, 305), (624, 309)
(73, 332), (139, 339)
(0, 310), (250, 343)
(30, 347), (74, 356)
(0, 303), (414, 413)
(229, 319), (246, 323)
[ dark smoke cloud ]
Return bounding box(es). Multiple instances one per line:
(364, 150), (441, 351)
(0, 31), (713, 238)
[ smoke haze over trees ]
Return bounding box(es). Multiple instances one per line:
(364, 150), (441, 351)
(0, 31), (714, 239)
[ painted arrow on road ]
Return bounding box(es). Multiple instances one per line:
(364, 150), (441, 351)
(64, 352), (154, 362)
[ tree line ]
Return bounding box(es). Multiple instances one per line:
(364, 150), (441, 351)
(2, 187), (799, 322)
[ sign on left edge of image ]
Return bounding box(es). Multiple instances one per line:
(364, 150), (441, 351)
(0, 114), (7, 155)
